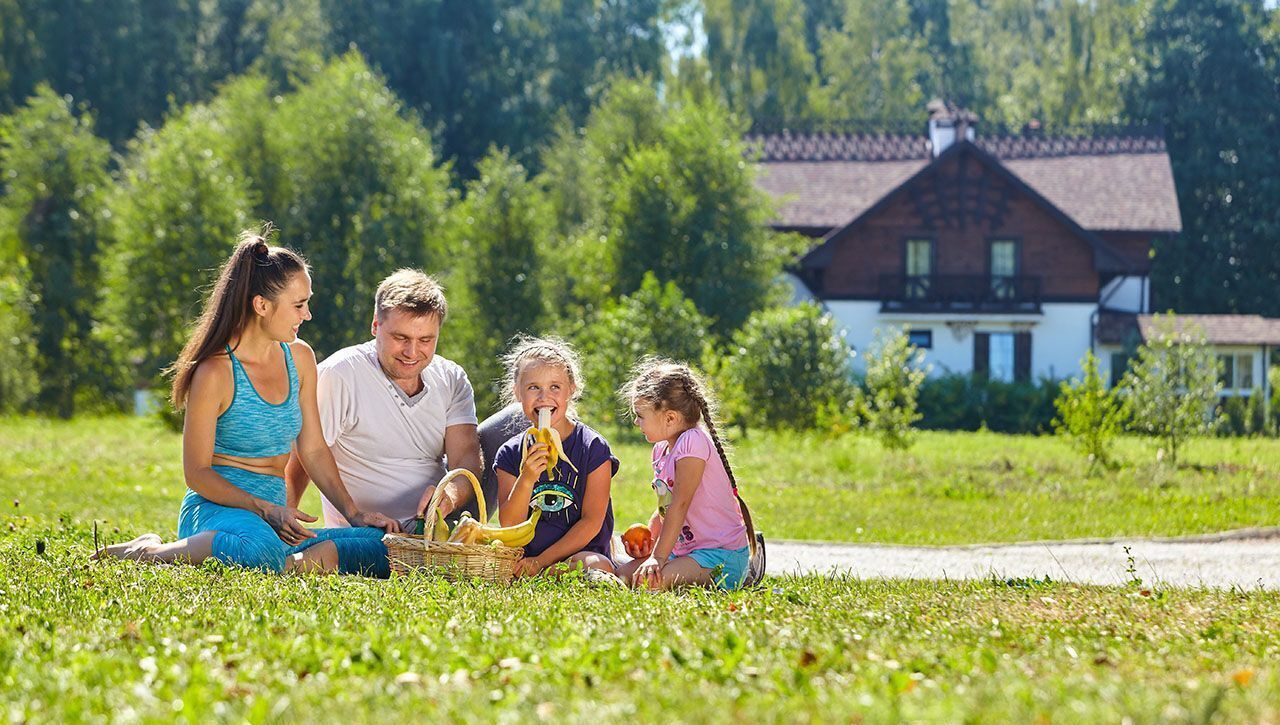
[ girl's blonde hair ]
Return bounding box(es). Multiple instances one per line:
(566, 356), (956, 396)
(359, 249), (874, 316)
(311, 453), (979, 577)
(619, 357), (737, 490)
(500, 335), (585, 415)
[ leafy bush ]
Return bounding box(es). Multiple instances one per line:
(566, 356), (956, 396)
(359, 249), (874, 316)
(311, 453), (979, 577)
(713, 303), (855, 430)
(572, 273), (711, 430)
(1052, 350), (1126, 471)
(918, 374), (1059, 434)
(858, 328), (929, 450)
(1120, 314), (1222, 464)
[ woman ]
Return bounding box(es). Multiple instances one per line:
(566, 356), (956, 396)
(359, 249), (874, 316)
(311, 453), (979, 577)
(94, 226), (399, 574)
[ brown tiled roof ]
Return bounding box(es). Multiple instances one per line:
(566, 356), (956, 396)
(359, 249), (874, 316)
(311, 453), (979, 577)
(757, 159), (927, 232)
(1097, 311), (1280, 346)
(751, 129), (1182, 233)
(1138, 315), (1280, 346)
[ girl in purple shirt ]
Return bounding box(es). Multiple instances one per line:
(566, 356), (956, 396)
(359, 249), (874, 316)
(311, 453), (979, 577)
(494, 336), (617, 578)
(617, 358), (752, 590)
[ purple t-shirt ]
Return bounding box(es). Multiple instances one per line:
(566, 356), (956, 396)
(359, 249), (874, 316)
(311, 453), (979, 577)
(494, 422), (618, 559)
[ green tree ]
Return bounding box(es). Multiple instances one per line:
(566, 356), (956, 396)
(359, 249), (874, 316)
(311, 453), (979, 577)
(811, 0), (932, 121)
(0, 86), (114, 417)
(702, 0), (818, 119)
(1129, 0), (1280, 316)
(606, 87), (782, 334)
(447, 148), (551, 416)
(859, 328), (928, 450)
(573, 273), (712, 429)
(269, 53), (454, 356)
(714, 303), (854, 430)
(1120, 314), (1222, 464)
(101, 101), (253, 397)
(0, 247), (36, 412)
(1053, 350), (1127, 472)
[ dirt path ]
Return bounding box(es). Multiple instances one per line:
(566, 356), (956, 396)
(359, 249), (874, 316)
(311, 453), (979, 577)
(769, 528), (1280, 589)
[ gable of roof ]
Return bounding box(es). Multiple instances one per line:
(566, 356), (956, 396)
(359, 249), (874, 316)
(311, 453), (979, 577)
(798, 140), (1135, 273)
(751, 127), (1182, 233)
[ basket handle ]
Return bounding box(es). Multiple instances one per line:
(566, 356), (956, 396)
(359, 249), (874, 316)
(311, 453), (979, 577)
(421, 468), (485, 543)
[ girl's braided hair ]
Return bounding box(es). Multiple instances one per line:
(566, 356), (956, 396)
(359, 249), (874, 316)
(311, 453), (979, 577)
(619, 357), (736, 491)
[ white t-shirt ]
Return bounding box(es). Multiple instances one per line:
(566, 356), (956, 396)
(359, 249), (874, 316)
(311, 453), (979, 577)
(315, 340), (477, 527)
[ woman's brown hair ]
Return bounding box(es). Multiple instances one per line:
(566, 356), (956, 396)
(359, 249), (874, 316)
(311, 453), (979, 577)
(167, 224), (308, 409)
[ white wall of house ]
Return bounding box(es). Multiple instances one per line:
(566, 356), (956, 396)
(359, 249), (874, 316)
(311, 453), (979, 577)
(824, 300), (1094, 380)
(1099, 276), (1149, 314)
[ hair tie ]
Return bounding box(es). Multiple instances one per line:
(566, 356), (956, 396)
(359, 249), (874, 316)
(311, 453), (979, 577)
(252, 241), (272, 267)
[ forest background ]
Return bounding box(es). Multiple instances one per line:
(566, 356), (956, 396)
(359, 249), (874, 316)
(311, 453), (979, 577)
(1, 0), (1277, 432)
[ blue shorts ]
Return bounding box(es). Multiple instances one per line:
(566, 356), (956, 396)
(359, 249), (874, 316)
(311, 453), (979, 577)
(178, 466), (389, 577)
(669, 546), (750, 591)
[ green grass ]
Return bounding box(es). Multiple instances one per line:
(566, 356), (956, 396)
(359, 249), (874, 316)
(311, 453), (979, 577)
(7, 416), (1280, 545)
(3, 533), (1279, 721)
(3, 416), (1280, 720)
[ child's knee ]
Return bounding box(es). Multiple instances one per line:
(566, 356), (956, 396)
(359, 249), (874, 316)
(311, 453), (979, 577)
(568, 551), (614, 573)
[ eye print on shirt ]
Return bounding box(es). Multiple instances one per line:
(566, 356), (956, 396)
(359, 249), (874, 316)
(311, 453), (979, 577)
(530, 484), (575, 514)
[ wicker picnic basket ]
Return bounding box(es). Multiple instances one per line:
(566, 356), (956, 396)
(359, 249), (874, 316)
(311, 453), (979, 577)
(382, 469), (523, 583)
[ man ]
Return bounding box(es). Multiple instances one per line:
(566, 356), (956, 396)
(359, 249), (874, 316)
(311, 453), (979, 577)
(285, 269), (482, 530)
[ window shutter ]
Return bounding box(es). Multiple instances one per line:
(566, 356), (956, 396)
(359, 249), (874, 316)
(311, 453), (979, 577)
(974, 332), (990, 379)
(1014, 332), (1032, 382)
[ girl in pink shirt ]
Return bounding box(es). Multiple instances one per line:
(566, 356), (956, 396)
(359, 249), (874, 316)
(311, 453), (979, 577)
(617, 358), (755, 590)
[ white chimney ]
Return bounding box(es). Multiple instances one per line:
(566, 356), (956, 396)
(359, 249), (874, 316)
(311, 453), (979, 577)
(927, 99), (977, 157)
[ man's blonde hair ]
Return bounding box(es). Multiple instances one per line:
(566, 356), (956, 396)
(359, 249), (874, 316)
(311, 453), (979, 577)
(374, 269), (448, 320)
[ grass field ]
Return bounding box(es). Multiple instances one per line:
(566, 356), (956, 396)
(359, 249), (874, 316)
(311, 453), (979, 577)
(3, 417), (1279, 721)
(6, 416), (1280, 545)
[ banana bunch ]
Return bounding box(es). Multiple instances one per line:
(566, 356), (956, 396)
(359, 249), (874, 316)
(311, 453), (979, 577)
(520, 407), (577, 476)
(445, 507), (541, 547)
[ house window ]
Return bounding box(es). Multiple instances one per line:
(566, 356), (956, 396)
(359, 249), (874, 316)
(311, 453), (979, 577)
(989, 333), (1015, 382)
(990, 239), (1018, 299)
(907, 329), (933, 349)
(906, 238), (932, 299)
(1220, 353), (1255, 391)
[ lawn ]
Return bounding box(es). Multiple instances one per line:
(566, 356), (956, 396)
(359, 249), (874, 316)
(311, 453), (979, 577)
(3, 533), (1279, 721)
(5, 416), (1280, 545)
(2, 416), (1279, 720)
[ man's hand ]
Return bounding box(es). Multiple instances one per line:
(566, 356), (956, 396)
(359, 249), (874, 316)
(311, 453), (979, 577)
(263, 504), (319, 546)
(415, 484), (442, 519)
(349, 511), (401, 534)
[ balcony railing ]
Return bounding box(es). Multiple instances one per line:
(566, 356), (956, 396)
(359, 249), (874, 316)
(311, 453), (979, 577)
(878, 274), (1042, 313)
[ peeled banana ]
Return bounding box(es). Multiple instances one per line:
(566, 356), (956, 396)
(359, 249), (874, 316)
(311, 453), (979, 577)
(520, 407), (577, 476)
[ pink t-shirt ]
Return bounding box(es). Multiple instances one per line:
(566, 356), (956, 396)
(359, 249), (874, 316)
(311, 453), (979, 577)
(651, 427), (748, 557)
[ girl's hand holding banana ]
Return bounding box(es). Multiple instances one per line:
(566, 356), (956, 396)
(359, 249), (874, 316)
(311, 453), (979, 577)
(518, 441), (550, 481)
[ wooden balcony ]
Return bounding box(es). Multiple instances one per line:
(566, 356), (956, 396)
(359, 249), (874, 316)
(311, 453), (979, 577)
(878, 274), (1042, 313)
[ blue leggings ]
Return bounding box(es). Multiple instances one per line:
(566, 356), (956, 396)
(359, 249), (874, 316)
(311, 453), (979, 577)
(177, 466), (389, 577)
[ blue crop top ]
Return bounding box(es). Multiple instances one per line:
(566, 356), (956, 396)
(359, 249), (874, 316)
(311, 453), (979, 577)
(213, 343), (302, 458)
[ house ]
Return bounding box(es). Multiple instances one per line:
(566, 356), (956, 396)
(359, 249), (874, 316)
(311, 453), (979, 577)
(1095, 313), (1280, 403)
(751, 102), (1182, 383)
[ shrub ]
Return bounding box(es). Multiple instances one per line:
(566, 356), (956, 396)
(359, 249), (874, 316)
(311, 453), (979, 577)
(1052, 350), (1126, 471)
(1120, 314), (1222, 464)
(714, 303), (855, 430)
(572, 273), (712, 431)
(918, 373), (1059, 434)
(858, 328), (929, 450)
